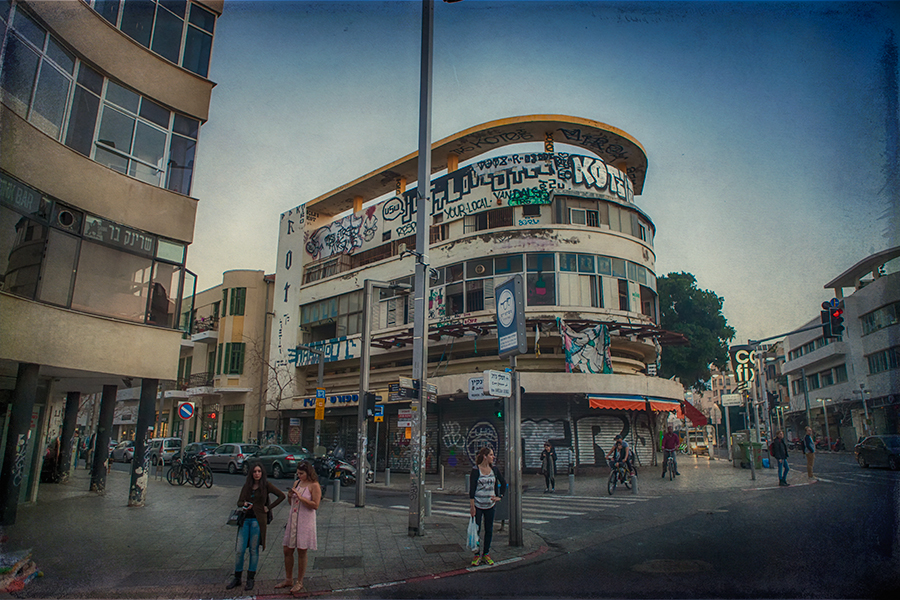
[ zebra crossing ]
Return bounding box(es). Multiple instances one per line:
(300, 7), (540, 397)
(387, 492), (657, 525)
(815, 469), (899, 487)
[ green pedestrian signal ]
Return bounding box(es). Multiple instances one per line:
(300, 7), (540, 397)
(494, 400), (504, 420)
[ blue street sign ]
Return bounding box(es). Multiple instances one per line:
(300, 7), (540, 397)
(316, 388), (325, 399)
(178, 402), (194, 420)
(374, 404), (384, 417)
(496, 274), (527, 358)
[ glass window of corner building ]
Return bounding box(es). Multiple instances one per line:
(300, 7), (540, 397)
(150, 1), (184, 64)
(494, 254), (521, 275)
(71, 240), (154, 323)
(466, 257), (492, 279)
(559, 253), (577, 272)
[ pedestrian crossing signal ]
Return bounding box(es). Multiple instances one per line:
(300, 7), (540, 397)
(494, 400), (504, 420)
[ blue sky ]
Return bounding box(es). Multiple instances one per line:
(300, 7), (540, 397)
(189, 0), (898, 346)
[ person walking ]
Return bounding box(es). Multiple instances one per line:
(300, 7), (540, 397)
(276, 461), (321, 596)
(468, 447), (506, 566)
(803, 426), (816, 479)
(227, 460), (286, 591)
(661, 425), (681, 477)
(771, 430), (790, 486)
(540, 442), (557, 493)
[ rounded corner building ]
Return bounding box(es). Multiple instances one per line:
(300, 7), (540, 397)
(272, 115), (686, 477)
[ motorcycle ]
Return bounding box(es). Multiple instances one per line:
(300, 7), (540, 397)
(313, 453), (373, 486)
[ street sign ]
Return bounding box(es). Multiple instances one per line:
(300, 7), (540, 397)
(496, 274), (527, 358)
(177, 402), (194, 420)
(315, 397), (325, 420)
(316, 388), (325, 399)
(484, 370), (511, 397)
(468, 377), (499, 400)
(398, 387), (419, 399)
(721, 393), (742, 407)
(399, 376), (415, 390)
(374, 404), (384, 423)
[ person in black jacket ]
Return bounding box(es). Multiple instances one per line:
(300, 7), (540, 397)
(771, 430), (790, 486)
(540, 442), (557, 493)
(468, 447), (506, 566)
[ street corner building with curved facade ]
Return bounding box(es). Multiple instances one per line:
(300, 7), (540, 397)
(271, 115), (688, 477)
(0, 0), (223, 523)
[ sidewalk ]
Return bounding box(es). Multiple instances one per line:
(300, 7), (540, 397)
(0, 467), (545, 599)
(0, 451), (808, 599)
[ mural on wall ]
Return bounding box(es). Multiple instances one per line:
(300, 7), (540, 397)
(521, 419), (573, 472)
(301, 152), (634, 261)
(289, 336), (360, 367)
(557, 318), (613, 374)
(464, 420), (499, 466)
(575, 414), (653, 468)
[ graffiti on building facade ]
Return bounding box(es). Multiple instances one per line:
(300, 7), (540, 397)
(289, 337), (359, 366)
(558, 319), (614, 374)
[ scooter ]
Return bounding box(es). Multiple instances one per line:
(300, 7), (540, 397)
(314, 454), (372, 486)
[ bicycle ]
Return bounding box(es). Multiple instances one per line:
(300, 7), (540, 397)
(607, 461), (633, 494)
(166, 457), (187, 486)
(190, 458), (213, 488)
(663, 449), (677, 480)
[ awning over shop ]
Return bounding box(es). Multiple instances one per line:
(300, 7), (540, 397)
(681, 400), (708, 427)
(588, 395), (682, 413)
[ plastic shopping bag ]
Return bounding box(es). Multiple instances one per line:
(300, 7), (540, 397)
(466, 516), (479, 552)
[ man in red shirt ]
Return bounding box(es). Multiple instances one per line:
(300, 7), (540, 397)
(662, 425), (681, 477)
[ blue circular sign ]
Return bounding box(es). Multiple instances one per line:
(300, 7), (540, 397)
(178, 402), (194, 420)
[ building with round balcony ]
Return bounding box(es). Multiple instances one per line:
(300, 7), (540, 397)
(271, 115), (686, 476)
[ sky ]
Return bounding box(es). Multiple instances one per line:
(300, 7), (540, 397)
(188, 0), (899, 347)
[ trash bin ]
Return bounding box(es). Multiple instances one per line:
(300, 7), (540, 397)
(736, 442), (763, 469)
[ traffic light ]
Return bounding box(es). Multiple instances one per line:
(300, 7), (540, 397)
(820, 302), (832, 338)
(364, 392), (378, 416)
(829, 306), (845, 337)
(494, 400), (504, 420)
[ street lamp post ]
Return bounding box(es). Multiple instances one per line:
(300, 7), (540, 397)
(855, 384), (871, 434)
(817, 398), (833, 451)
(357, 280), (411, 508)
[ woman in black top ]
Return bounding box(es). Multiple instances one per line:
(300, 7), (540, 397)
(771, 430), (790, 486)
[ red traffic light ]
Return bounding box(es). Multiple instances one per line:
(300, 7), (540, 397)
(831, 308), (843, 318)
(207, 412), (217, 419)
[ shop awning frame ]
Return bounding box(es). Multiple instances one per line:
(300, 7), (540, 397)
(587, 394), (682, 413)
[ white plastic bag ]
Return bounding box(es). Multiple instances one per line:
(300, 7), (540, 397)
(466, 516), (479, 552)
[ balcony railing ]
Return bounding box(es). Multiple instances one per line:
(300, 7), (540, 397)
(194, 316), (219, 333)
(179, 372), (214, 390)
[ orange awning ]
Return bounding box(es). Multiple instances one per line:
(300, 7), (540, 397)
(588, 396), (646, 411)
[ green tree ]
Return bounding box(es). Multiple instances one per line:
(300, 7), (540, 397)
(657, 272), (735, 390)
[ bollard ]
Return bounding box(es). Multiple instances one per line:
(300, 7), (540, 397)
(631, 473), (638, 495)
(332, 478), (340, 503)
(424, 489), (432, 516)
(439, 465), (445, 490)
(568, 472), (575, 496)
(465, 473), (470, 493)
(385, 467), (391, 486)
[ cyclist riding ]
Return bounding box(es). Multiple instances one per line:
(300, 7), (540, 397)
(606, 436), (634, 474)
(662, 425), (681, 478)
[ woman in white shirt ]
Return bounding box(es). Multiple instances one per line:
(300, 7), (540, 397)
(468, 447), (506, 567)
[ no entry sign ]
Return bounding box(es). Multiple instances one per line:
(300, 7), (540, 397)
(178, 402), (195, 420)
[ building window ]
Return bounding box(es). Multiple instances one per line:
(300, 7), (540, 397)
(860, 301), (900, 336)
(618, 279), (629, 311)
(0, 173), (186, 327)
(522, 204), (540, 217)
(221, 289), (228, 316)
(86, 0), (215, 78)
(806, 373), (820, 390)
(229, 287), (246, 316)
(834, 364), (848, 383)
(464, 207), (513, 233)
(223, 342), (244, 375)
(866, 346), (900, 375)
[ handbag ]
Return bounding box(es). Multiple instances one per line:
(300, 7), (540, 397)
(226, 508), (246, 527)
(465, 516), (479, 552)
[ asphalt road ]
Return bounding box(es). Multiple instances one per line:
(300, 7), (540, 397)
(325, 453), (899, 599)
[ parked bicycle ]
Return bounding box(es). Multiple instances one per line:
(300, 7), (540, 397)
(607, 462), (633, 494)
(166, 454), (213, 488)
(166, 456), (188, 486)
(190, 457), (213, 488)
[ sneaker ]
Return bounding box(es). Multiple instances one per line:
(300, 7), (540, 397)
(482, 554), (494, 565)
(471, 555), (481, 566)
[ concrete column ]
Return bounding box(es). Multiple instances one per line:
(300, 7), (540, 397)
(129, 379), (158, 506)
(58, 391), (80, 483)
(0, 363), (40, 526)
(90, 385), (117, 493)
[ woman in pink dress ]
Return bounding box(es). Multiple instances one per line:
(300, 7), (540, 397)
(275, 461), (321, 595)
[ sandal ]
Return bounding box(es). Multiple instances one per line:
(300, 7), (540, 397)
(275, 579), (293, 589)
(291, 582), (306, 595)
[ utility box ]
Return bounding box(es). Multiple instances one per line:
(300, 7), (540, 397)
(736, 441), (763, 469)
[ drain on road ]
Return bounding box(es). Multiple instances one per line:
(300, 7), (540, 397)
(315, 555), (363, 569)
(424, 543), (464, 553)
(632, 559), (713, 574)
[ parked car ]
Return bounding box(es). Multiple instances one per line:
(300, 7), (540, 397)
(148, 437), (182, 465)
(111, 440), (134, 462)
(206, 443), (260, 474)
(176, 442), (219, 461)
(854, 435), (900, 470)
(249, 445), (313, 478)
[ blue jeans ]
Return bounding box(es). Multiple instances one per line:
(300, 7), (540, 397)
(777, 458), (789, 482)
(234, 517), (260, 573)
(474, 505), (496, 556)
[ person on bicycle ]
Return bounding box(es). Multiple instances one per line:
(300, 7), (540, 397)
(606, 437), (630, 474)
(662, 425), (681, 477)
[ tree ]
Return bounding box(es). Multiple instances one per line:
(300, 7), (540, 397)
(657, 272), (735, 391)
(245, 337), (295, 444)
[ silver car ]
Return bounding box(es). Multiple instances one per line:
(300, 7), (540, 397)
(111, 440), (134, 462)
(206, 443), (259, 474)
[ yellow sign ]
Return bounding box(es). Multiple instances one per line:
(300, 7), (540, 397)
(374, 416), (383, 423)
(404, 427), (411, 439)
(315, 397), (325, 420)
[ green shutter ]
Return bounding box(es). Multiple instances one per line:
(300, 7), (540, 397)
(222, 289), (228, 317)
(235, 343), (244, 374)
(217, 343), (223, 374)
(224, 343), (232, 374)
(184, 356), (192, 378)
(207, 347), (217, 377)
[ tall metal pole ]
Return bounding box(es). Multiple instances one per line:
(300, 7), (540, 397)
(298, 345), (325, 453)
(356, 280), (376, 508)
(507, 357), (523, 546)
(409, 0), (433, 537)
(820, 398), (832, 451)
(800, 367), (812, 427)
